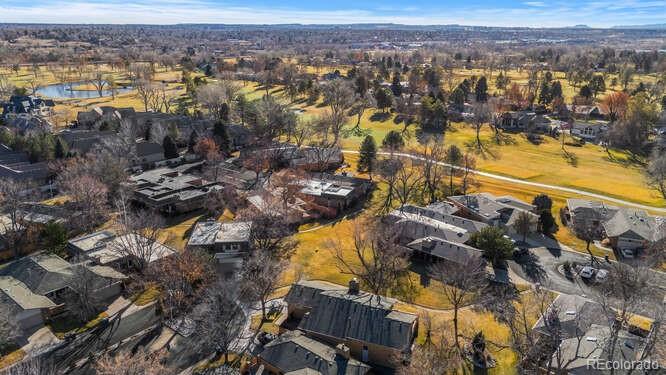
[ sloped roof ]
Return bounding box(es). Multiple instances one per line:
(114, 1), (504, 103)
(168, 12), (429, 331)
(603, 208), (665, 242)
(0, 276), (56, 310)
(406, 236), (483, 264)
(259, 331), (370, 375)
(286, 280), (417, 351)
(0, 253), (74, 295)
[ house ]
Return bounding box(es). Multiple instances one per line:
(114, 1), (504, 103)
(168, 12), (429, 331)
(386, 204), (488, 245)
(0, 253), (126, 332)
(187, 221), (252, 276)
(447, 193), (538, 235)
(567, 104), (604, 120)
(134, 141), (166, 168)
(570, 120), (609, 142)
(283, 279), (418, 368)
(565, 199), (666, 256)
(128, 163), (223, 214)
(241, 144), (344, 172)
(2, 113), (53, 135)
(295, 173), (372, 216)
(496, 111), (555, 133)
(2, 95), (54, 116)
(406, 236), (483, 264)
(602, 209), (666, 255)
(76, 106), (135, 128)
(257, 330), (371, 375)
(57, 129), (117, 155)
(0, 145), (51, 184)
(564, 198), (619, 238)
(68, 230), (176, 268)
(532, 294), (649, 374)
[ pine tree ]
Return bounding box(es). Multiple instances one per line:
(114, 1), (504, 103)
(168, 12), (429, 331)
(188, 131), (198, 153)
(357, 135), (377, 178)
(213, 121), (231, 156)
(550, 81), (563, 100)
(475, 76), (488, 103)
(54, 137), (68, 159)
(219, 102), (230, 124)
(163, 135), (179, 159)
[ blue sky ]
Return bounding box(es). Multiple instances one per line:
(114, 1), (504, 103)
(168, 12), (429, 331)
(1, 0), (665, 27)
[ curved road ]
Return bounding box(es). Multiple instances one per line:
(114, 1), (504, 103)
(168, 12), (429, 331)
(342, 150), (666, 213)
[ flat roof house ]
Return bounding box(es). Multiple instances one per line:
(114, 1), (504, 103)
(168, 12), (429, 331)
(128, 163), (223, 214)
(187, 220), (252, 277)
(295, 173), (372, 217)
(283, 279), (418, 368)
(257, 330), (371, 375)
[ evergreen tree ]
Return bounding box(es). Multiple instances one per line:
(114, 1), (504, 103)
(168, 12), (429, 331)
(550, 81), (563, 100)
(474, 76), (488, 103)
(390, 73), (403, 97)
(538, 80), (552, 105)
(213, 121), (231, 156)
(163, 135), (179, 159)
(219, 102), (230, 123)
(188, 131), (198, 153)
(579, 85), (593, 100)
(449, 86), (466, 111)
(357, 135), (377, 178)
(54, 137), (68, 159)
(374, 87), (393, 113)
(382, 130), (404, 152)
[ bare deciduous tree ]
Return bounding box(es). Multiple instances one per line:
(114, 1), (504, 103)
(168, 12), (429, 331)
(0, 179), (35, 258)
(328, 218), (409, 297)
(240, 250), (285, 320)
(95, 349), (173, 375)
(418, 140), (447, 204)
(112, 199), (167, 273)
(429, 256), (486, 350)
(192, 279), (246, 364)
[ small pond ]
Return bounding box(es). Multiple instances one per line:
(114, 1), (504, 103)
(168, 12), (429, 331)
(36, 81), (133, 99)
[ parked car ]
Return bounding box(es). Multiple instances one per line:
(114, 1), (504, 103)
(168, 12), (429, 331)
(580, 266), (597, 279)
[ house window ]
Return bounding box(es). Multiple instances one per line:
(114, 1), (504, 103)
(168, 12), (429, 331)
(362, 345), (369, 362)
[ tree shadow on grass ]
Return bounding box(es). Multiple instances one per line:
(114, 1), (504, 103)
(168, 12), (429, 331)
(369, 112), (391, 122)
(561, 149), (578, 167)
(464, 139), (500, 160)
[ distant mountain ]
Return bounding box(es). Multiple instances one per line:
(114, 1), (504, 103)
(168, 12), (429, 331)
(613, 23), (666, 30)
(570, 25), (591, 29)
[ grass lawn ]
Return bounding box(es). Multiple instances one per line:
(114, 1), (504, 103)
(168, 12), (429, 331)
(0, 349), (26, 370)
(338, 112), (663, 207)
(49, 311), (109, 339)
(132, 283), (161, 306)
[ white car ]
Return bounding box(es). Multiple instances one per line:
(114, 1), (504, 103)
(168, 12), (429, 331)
(580, 266), (596, 279)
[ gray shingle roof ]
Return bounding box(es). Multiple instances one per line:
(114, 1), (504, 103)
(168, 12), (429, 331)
(406, 236), (483, 264)
(286, 281), (417, 352)
(603, 208), (665, 242)
(259, 331), (370, 375)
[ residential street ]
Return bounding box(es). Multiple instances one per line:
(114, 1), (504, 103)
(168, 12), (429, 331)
(509, 235), (666, 319)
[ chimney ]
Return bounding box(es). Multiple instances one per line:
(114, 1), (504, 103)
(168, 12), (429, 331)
(348, 278), (359, 295)
(335, 343), (351, 359)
